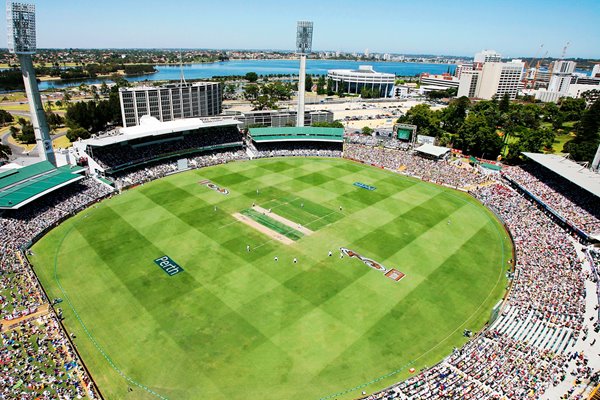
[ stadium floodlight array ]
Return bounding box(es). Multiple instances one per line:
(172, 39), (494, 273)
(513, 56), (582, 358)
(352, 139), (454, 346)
(6, 1), (55, 165)
(296, 21), (313, 55)
(295, 21), (313, 128)
(6, 2), (36, 54)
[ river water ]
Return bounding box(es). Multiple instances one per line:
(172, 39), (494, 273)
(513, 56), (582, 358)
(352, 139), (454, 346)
(38, 59), (456, 90)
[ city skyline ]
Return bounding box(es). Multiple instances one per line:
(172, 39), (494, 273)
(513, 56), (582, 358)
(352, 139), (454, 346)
(0, 0), (599, 58)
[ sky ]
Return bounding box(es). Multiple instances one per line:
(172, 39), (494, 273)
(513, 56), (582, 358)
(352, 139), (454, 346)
(1, 0), (599, 58)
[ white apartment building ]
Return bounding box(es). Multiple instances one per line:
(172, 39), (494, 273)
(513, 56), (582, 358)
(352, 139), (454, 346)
(548, 60), (577, 94)
(457, 70), (481, 98)
(455, 64), (473, 80)
(474, 50), (502, 63)
(458, 60), (524, 99)
(591, 64), (600, 78)
(535, 61), (577, 103)
(119, 82), (222, 127)
(419, 73), (460, 89)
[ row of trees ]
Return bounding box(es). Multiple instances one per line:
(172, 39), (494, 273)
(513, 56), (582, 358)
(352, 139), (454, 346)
(243, 81), (293, 110)
(398, 94), (598, 163)
(63, 85), (122, 140)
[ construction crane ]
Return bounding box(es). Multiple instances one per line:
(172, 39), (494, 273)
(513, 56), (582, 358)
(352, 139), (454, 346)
(547, 42), (571, 85)
(560, 41), (571, 60)
(532, 50), (549, 89)
(524, 44), (544, 89)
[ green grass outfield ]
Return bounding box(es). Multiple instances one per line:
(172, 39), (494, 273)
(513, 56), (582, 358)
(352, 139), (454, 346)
(30, 158), (511, 400)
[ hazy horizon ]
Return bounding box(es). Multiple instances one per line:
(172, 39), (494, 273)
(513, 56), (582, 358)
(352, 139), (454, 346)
(1, 0), (598, 59)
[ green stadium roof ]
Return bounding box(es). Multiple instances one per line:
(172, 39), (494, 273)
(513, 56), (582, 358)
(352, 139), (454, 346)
(0, 162), (86, 210)
(249, 127), (344, 143)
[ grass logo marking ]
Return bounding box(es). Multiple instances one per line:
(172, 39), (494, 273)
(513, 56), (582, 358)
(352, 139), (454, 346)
(340, 247), (405, 282)
(153, 256), (184, 276)
(353, 182), (376, 191)
(199, 179), (229, 195)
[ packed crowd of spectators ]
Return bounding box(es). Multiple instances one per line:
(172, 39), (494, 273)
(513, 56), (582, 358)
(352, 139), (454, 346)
(345, 134), (411, 150)
(503, 164), (600, 235)
(344, 143), (492, 189)
(370, 331), (567, 400)
(1, 314), (95, 399)
(110, 149), (248, 189)
(478, 184), (585, 331)
(350, 144), (590, 399)
(254, 142), (342, 159)
(90, 126), (242, 170)
(0, 178), (111, 398)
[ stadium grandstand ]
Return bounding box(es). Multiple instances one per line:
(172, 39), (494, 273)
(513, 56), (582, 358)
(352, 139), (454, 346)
(3, 130), (600, 398)
(247, 126), (344, 159)
(72, 115), (244, 176)
(503, 152), (600, 240)
(0, 161), (86, 209)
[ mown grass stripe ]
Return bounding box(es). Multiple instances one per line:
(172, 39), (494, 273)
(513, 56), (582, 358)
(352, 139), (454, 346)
(240, 208), (304, 241)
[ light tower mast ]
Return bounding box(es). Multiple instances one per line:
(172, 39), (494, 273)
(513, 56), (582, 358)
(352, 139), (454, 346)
(7, 1), (55, 165)
(296, 21), (313, 127)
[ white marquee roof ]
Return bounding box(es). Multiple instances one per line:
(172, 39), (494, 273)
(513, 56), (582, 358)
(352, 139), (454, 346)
(79, 116), (241, 148)
(415, 143), (451, 158)
(523, 152), (600, 198)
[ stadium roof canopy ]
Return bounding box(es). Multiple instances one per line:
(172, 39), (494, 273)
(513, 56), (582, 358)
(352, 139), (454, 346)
(0, 161), (85, 210)
(415, 143), (451, 158)
(79, 116), (241, 148)
(523, 152), (600, 198)
(249, 127), (344, 143)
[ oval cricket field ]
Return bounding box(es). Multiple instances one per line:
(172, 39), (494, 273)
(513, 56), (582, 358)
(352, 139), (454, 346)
(30, 158), (511, 400)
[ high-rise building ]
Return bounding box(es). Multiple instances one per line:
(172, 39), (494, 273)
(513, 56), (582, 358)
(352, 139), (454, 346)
(457, 70), (481, 98)
(536, 60), (577, 103)
(118, 82), (222, 127)
(548, 60), (576, 94)
(455, 64), (473, 80)
(474, 50), (502, 63)
(458, 60), (524, 100)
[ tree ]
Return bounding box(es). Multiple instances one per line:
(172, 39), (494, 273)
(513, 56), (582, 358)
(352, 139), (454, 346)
(336, 81), (345, 98)
(46, 111), (64, 132)
(245, 72), (258, 82)
(0, 109), (14, 125)
(563, 98), (600, 162)
(316, 75), (326, 95)
(15, 119), (35, 144)
(243, 84), (260, 101)
(361, 126), (374, 135)
(305, 74), (313, 92)
(224, 83), (237, 99)
(0, 144), (11, 160)
(66, 127), (91, 141)
(456, 113), (503, 158)
(559, 97), (586, 121)
(326, 78), (335, 96)
(499, 93), (510, 113)
(100, 81), (110, 95)
(397, 104), (441, 137)
(440, 96), (470, 133)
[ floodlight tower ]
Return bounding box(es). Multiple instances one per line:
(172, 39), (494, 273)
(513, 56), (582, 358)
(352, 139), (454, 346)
(296, 21), (313, 127)
(7, 1), (55, 165)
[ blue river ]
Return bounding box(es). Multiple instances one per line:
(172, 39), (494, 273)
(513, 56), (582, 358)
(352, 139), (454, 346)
(38, 59), (456, 90)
